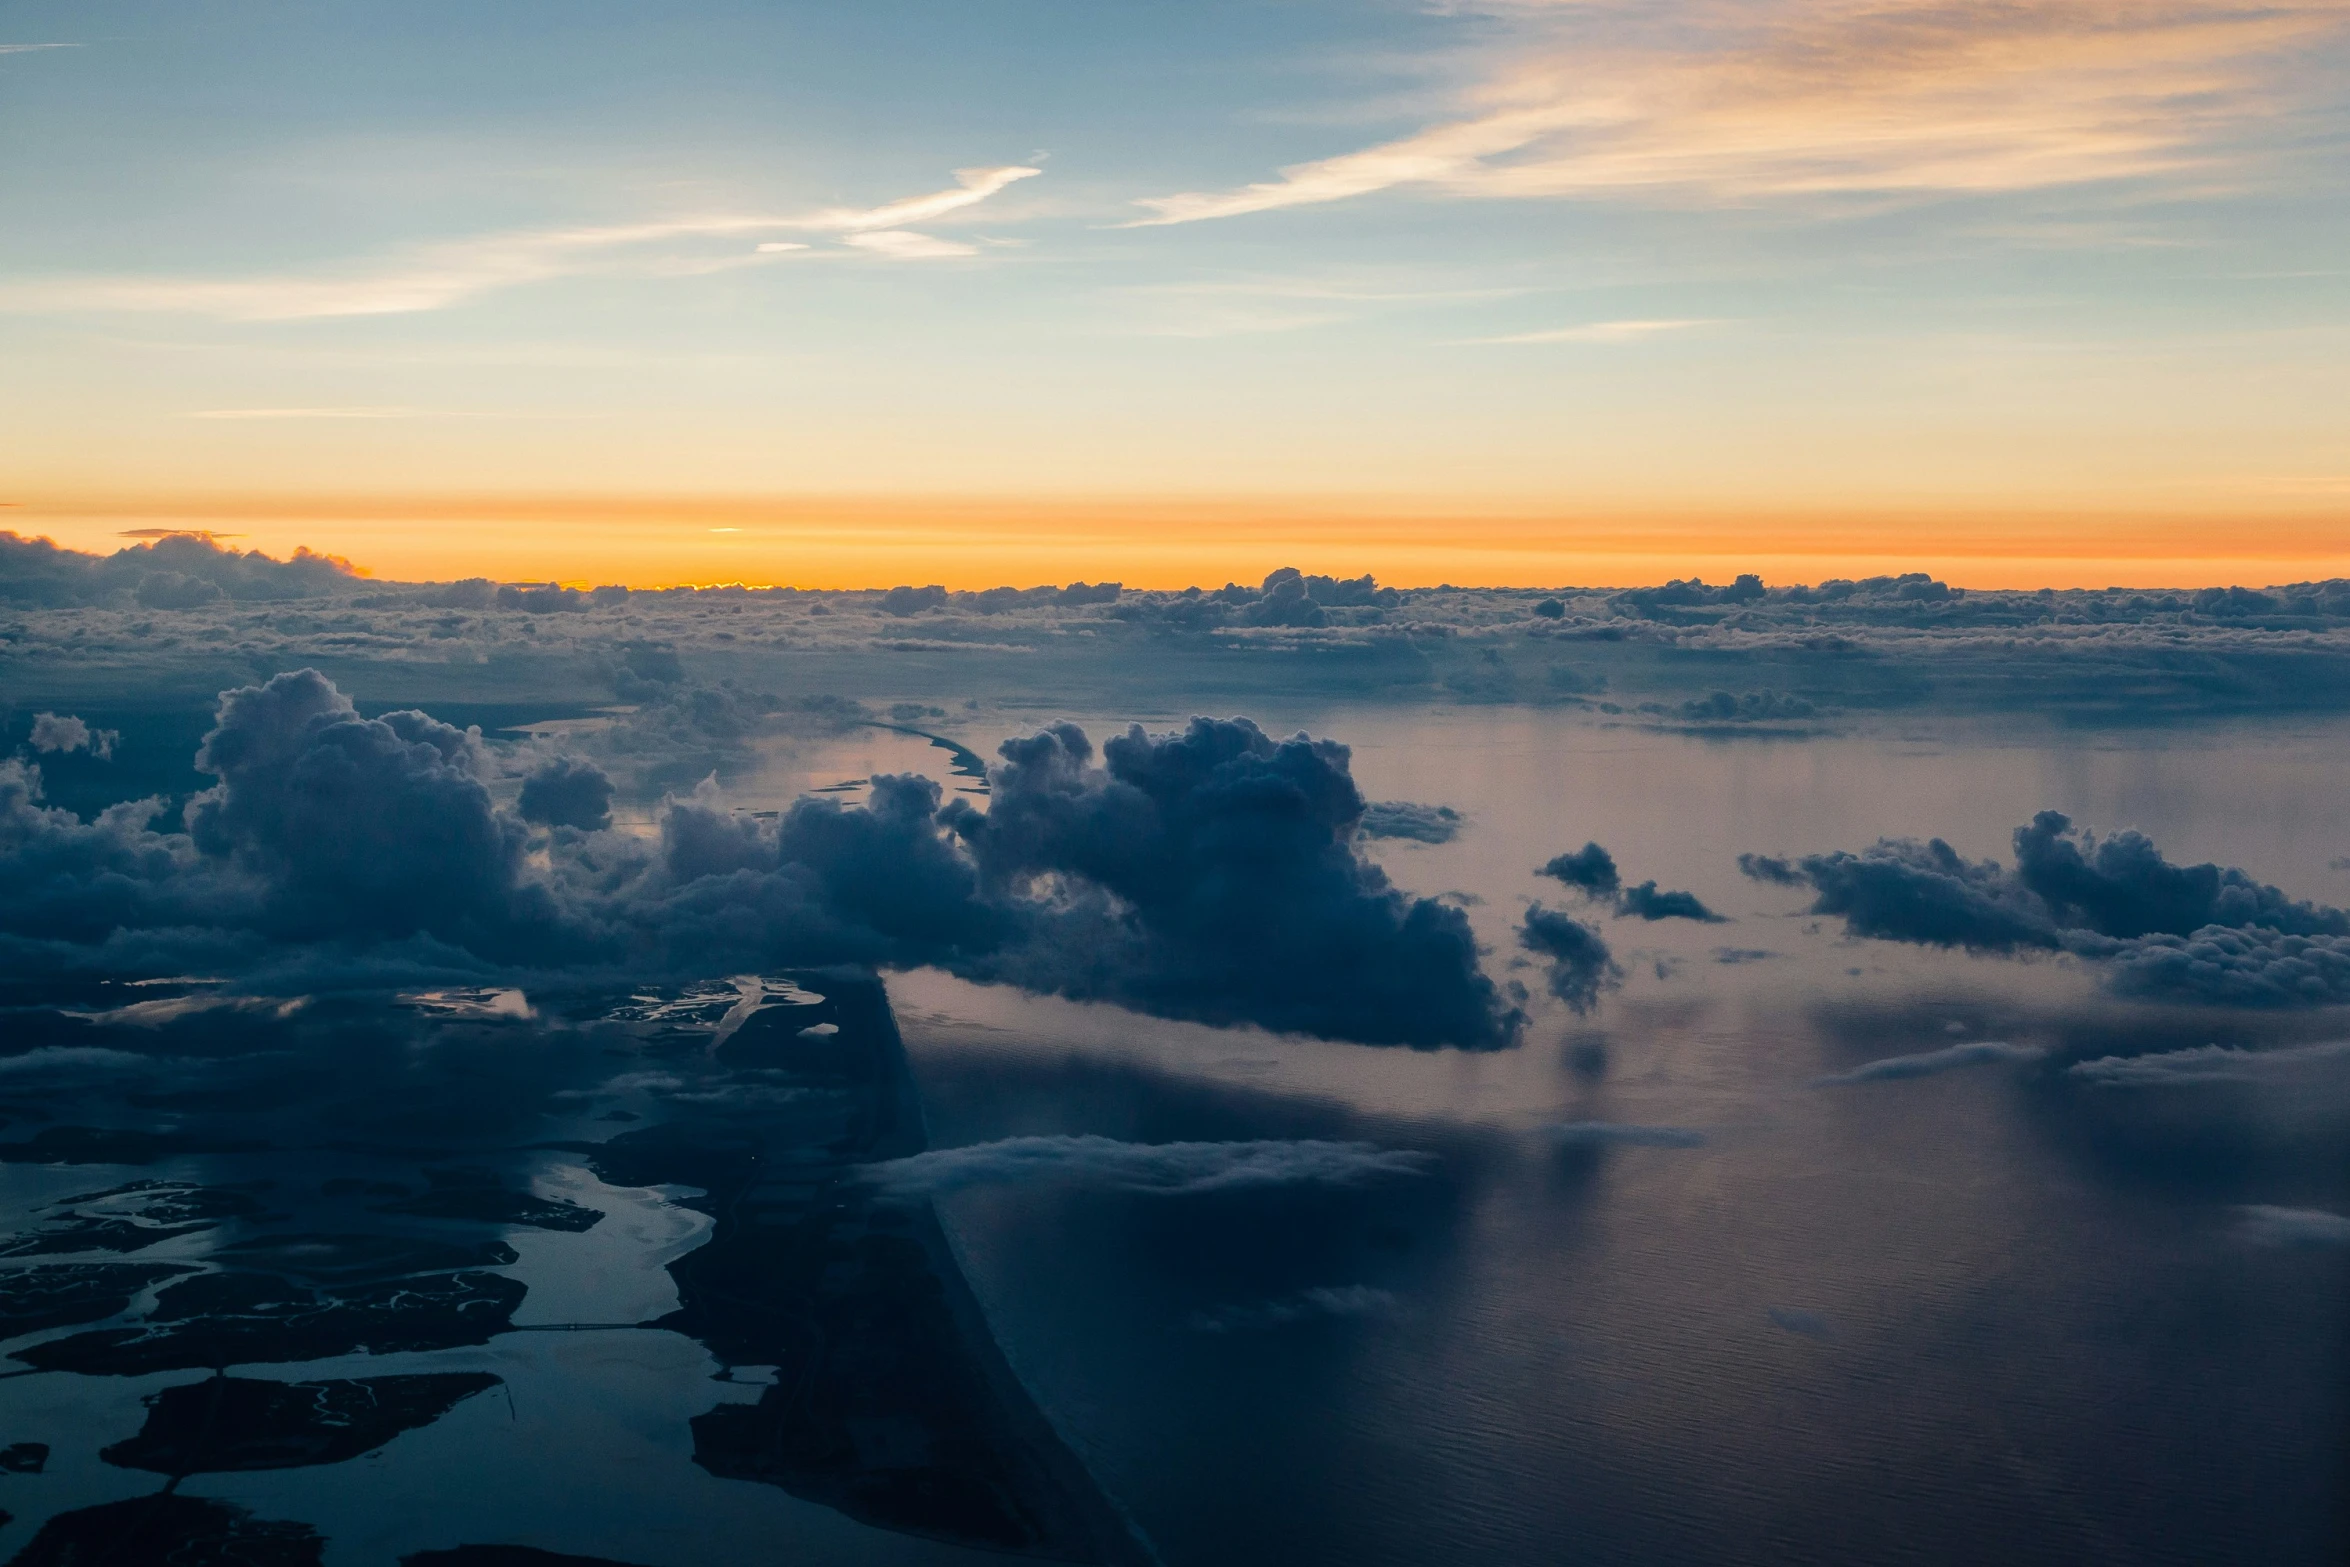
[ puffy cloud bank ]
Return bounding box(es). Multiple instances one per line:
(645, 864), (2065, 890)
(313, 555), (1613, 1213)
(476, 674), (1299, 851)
(0, 672), (1521, 1048)
(1745, 812), (2350, 1006)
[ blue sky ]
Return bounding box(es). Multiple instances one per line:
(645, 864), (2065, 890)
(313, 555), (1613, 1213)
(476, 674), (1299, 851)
(2, 0), (2346, 582)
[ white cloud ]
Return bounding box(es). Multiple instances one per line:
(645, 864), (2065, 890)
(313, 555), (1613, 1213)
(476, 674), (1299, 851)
(2238, 1204), (2350, 1247)
(1464, 318), (1715, 344)
(844, 230), (980, 260)
(1814, 1039), (2044, 1085)
(1131, 0), (2350, 224)
(0, 43), (78, 55)
(0, 167), (1041, 319)
(804, 165), (1041, 232)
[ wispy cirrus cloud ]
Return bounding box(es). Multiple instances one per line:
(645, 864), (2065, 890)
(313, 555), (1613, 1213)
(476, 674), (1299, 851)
(1131, 0), (2350, 224)
(1462, 317), (1715, 344)
(1, 166), (1040, 321)
(186, 407), (434, 420)
(0, 42), (78, 55)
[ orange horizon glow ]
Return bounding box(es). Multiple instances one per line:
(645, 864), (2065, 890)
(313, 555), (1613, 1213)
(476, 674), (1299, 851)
(6, 492), (2349, 594)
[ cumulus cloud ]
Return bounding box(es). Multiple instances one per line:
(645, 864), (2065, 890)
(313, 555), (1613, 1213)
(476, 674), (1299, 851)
(1747, 811), (2350, 1005)
(1812, 1039), (2044, 1085)
(516, 755), (614, 831)
(1518, 903), (1621, 1013)
(1540, 842), (1620, 897)
(1, 531), (357, 608)
(856, 1134), (1435, 1201)
(2236, 1205), (2350, 1247)
(0, 675), (1518, 1048)
(29, 713), (116, 759)
(1541, 842), (1722, 920)
(949, 718), (1519, 1045)
(1615, 881), (1726, 922)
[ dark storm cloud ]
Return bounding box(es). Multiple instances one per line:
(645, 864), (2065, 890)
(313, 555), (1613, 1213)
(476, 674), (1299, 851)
(1745, 812), (2350, 1006)
(1518, 904), (1621, 1014)
(1359, 801), (1462, 843)
(1811, 1040), (2044, 1086)
(0, 673), (1521, 1047)
(515, 755), (614, 831)
(185, 671), (540, 949)
(948, 718), (1518, 1047)
(856, 1135), (1435, 1200)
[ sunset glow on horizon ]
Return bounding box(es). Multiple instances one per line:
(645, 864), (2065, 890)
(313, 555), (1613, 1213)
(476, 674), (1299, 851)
(4, 0), (2345, 591)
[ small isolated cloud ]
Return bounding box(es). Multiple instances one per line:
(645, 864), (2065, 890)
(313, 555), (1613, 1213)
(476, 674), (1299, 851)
(1616, 881), (1727, 922)
(1541, 843), (1620, 897)
(1541, 844), (1721, 921)
(1360, 801), (1463, 843)
(1546, 1121), (1707, 1148)
(2237, 1205), (2350, 1247)
(1768, 1306), (1834, 1340)
(1464, 319), (1714, 345)
(0, 43), (77, 55)
(30, 713), (116, 759)
(1191, 1284), (1399, 1333)
(857, 1134), (1434, 1201)
(844, 230), (979, 260)
(1812, 1039), (2044, 1085)
(1519, 903), (1622, 1013)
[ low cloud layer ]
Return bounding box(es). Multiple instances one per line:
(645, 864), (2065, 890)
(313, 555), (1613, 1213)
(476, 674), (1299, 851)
(1545, 1121), (1707, 1148)
(2236, 1205), (2350, 1247)
(2066, 1037), (2350, 1090)
(1812, 1040), (2045, 1086)
(857, 1135), (1435, 1200)
(1747, 812), (2350, 1005)
(0, 672), (1520, 1048)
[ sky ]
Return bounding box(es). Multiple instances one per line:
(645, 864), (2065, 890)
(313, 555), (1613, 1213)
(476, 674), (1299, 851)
(2, 0), (2347, 588)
